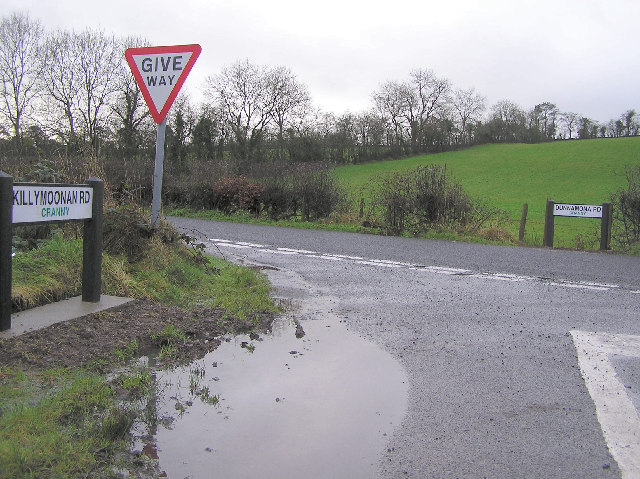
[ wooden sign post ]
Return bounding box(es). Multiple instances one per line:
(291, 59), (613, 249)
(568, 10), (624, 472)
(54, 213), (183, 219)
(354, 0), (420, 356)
(0, 172), (103, 331)
(543, 199), (613, 250)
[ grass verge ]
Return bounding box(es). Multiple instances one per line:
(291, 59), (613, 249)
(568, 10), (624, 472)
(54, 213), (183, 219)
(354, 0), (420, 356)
(168, 208), (376, 235)
(169, 209), (529, 248)
(12, 233), (275, 321)
(0, 367), (138, 478)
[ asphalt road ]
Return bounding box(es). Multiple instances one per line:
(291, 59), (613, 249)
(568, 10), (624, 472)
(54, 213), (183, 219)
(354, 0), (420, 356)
(169, 217), (640, 478)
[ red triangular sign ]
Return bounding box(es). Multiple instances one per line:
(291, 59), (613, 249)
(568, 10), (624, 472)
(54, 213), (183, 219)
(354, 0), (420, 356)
(125, 44), (201, 124)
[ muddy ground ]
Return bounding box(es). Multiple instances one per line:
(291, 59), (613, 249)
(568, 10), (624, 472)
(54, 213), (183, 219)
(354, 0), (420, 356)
(0, 299), (275, 371)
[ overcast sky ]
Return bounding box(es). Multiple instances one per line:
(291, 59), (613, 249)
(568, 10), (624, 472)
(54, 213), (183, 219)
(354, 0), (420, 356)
(5, 0), (639, 122)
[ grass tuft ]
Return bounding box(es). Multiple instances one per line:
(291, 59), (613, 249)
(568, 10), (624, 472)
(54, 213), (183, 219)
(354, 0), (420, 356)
(0, 368), (117, 478)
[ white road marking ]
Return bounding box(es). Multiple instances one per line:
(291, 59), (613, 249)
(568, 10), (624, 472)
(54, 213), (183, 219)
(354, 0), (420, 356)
(277, 247), (317, 254)
(208, 238), (631, 293)
(550, 282), (611, 291)
(571, 330), (640, 479)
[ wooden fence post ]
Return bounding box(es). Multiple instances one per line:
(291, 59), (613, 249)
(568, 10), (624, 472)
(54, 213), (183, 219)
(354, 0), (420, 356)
(600, 202), (612, 251)
(519, 203), (528, 242)
(543, 199), (555, 248)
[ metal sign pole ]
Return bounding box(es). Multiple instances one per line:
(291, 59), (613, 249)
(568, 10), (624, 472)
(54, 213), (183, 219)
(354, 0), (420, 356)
(151, 118), (167, 227)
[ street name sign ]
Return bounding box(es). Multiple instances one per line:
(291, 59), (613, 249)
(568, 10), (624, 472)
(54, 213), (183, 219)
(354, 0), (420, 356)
(12, 184), (93, 224)
(1, 174), (104, 331)
(544, 199), (612, 250)
(125, 44), (201, 124)
(554, 203), (603, 218)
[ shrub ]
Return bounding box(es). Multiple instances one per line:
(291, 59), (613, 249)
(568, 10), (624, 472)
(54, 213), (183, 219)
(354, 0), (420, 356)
(211, 176), (264, 215)
(611, 164), (640, 251)
(183, 182), (217, 210)
(295, 168), (342, 221)
(103, 205), (178, 262)
(160, 161), (343, 221)
(413, 165), (473, 226)
(376, 171), (414, 234)
(11, 160), (65, 251)
(12, 224), (61, 251)
(18, 159), (63, 183)
(261, 179), (298, 220)
(376, 165), (476, 234)
(259, 164), (343, 221)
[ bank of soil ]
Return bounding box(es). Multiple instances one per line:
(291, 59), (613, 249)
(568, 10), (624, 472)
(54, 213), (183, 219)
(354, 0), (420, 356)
(0, 299), (275, 371)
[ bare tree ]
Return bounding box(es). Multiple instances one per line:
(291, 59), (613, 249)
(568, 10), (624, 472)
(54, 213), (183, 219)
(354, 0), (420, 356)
(111, 36), (152, 158)
(530, 102), (558, 140)
(560, 111), (580, 139)
(330, 112), (359, 163)
(603, 120), (620, 138)
(373, 69), (451, 154)
(488, 100), (527, 142)
(43, 28), (121, 155)
(75, 29), (121, 154)
(0, 12), (44, 156)
(355, 110), (386, 161)
(268, 65), (311, 160)
(372, 80), (409, 153)
(166, 93), (196, 167)
(492, 100), (525, 124)
(191, 104), (223, 161)
(204, 60), (274, 161)
(204, 60), (312, 162)
(410, 68), (450, 151)
(42, 30), (82, 148)
(621, 109), (638, 136)
(452, 87), (486, 145)
(578, 117), (599, 139)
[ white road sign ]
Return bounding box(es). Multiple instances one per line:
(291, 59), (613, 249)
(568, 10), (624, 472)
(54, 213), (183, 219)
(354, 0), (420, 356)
(12, 185), (93, 224)
(553, 203), (603, 218)
(125, 44), (201, 124)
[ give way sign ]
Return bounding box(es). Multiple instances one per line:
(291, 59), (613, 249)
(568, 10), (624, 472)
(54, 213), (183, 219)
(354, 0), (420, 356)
(125, 44), (201, 124)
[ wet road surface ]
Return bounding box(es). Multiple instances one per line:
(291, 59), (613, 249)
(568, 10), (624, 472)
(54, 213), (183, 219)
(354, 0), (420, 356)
(168, 217), (640, 479)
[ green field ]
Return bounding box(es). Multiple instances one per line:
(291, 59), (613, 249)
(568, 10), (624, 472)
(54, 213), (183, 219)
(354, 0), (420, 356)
(334, 137), (640, 249)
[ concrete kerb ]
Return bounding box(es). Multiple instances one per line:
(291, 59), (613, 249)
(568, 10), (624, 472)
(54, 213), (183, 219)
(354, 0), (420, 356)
(0, 296), (134, 339)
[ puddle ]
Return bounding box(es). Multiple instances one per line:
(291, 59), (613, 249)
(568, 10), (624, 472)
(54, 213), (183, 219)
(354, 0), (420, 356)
(149, 311), (408, 478)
